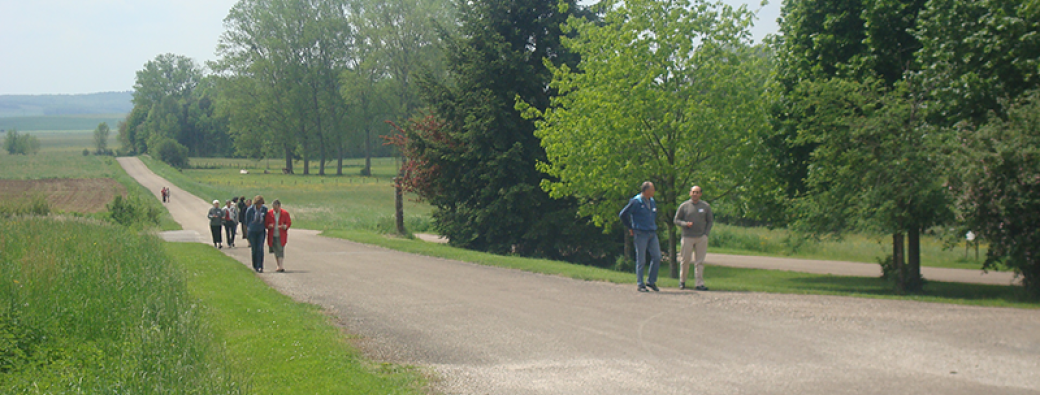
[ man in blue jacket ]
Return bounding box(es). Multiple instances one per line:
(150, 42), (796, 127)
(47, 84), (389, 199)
(619, 181), (661, 292)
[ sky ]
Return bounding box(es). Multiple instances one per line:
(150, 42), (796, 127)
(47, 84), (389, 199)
(0, 0), (781, 95)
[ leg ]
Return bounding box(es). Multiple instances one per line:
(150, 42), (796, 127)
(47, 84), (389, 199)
(633, 231), (650, 287)
(694, 235), (708, 288)
(646, 233), (662, 286)
(679, 236), (694, 285)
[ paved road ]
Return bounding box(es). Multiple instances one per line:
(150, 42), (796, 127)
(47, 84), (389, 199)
(119, 157), (1040, 395)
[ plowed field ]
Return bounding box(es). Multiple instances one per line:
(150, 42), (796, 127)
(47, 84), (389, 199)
(0, 178), (126, 213)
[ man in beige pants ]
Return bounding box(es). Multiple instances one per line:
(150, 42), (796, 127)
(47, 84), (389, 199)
(673, 186), (713, 290)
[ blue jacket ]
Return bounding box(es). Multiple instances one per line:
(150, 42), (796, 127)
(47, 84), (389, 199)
(245, 205), (268, 233)
(619, 194), (657, 231)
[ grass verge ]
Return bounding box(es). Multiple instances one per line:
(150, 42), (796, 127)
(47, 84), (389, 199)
(326, 229), (1038, 309)
(168, 242), (428, 394)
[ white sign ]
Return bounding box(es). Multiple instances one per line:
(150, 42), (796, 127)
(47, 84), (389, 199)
(966, 231), (976, 242)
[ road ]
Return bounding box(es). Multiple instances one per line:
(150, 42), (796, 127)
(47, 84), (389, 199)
(119, 157), (1040, 395)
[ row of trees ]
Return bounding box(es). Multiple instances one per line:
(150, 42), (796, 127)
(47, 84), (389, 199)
(117, 0), (1039, 295)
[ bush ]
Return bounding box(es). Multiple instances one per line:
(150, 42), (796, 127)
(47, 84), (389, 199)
(82, 148), (91, 156)
(0, 193), (50, 218)
(3, 129), (40, 155)
(151, 138), (189, 169)
(106, 195), (160, 228)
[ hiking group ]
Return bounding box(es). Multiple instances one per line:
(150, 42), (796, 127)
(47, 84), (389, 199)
(205, 195), (291, 273)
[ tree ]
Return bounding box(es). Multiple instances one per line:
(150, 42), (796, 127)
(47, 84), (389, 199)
(915, 0), (1040, 126)
(520, 0), (769, 277)
(93, 122), (110, 155)
(790, 78), (951, 292)
(949, 91), (1040, 297)
(3, 129), (40, 155)
(410, 0), (616, 264)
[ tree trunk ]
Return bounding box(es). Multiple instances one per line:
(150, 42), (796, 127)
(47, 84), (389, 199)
(893, 232), (906, 294)
(395, 165), (406, 235)
(284, 145), (293, 174)
(336, 139), (343, 176)
(907, 227), (923, 292)
(363, 126), (372, 176)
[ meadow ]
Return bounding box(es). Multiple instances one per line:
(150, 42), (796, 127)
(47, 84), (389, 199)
(143, 156), (433, 233)
(0, 148), (427, 393)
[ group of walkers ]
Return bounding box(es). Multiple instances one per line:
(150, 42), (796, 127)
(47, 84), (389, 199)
(620, 182), (713, 292)
(207, 195), (291, 273)
(160, 187), (170, 203)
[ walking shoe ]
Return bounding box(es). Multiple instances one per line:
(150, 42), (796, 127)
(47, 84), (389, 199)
(647, 283), (660, 292)
(638, 285), (649, 292)
(695, 285), (709, 291)
(680, 282), (686, 290)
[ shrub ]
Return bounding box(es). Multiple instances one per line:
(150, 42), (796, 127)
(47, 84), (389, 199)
(106, 195), (160, 228)
(0, 193), (50, 218)
(151, 138), (189, 169)
(82, 148), (91, 156)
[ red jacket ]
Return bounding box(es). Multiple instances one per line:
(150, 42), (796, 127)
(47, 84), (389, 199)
(265, 208), (291, 247)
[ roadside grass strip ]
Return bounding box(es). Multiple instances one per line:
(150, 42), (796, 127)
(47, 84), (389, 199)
(0, 218), (239, 394)
(167, 242), (428, 394)
(327, 230), (1039, 309)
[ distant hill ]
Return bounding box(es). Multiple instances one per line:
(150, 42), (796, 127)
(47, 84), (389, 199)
(0, 92), (133, 117)
(0, 114), (127, 132)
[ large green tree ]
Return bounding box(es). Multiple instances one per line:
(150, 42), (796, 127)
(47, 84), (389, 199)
(914, 0), (1040, 126)
(948, 91), (1040, 297)
(409, 0), (615, 264)
(93, 122), (110, 155)
(521, 0), (769, 277)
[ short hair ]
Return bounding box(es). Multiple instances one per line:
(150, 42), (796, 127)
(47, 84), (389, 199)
(254, 195), (265, 205)
(640, 181), (654, 192)
(272, 199), (281, 206)
(690, 186), (702, 192)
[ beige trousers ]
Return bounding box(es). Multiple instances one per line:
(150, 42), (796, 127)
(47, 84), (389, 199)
(680, 235), (708, 287)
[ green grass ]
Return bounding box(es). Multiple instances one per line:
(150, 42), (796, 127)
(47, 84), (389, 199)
(326, 229), (1038, 308)
(0, 152), (178, 231)
(0, 218), (240, 393)
(709, 223), (990, 271)
(141, 155), (432, 233)
(169, 242), (427, 394)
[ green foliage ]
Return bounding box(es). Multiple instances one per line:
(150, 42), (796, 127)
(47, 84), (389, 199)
(2, 129), (40, 155)
(92, 122), (110, 155)
(0, 193), (50, 218)
(915, 0), (1040, 126)
(413, 0), (616, 265)
(151, 137), (190, 169)
(105, 195), (160, 228)
(950, 91), (1040, 297)
(0, 218), (240, 393)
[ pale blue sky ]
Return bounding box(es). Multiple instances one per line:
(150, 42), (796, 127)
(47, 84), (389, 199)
(0, 0), (780, 95)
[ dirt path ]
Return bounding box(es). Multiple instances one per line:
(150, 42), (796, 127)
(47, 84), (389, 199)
(119, 157), (1040, 395)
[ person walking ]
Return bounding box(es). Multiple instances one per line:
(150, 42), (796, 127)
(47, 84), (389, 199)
(265, 199), (292, 273)
(619, 181), (662, 292)
(238, 197), (250, 246)
(223, 199), (239, 248)
(207, 200), (224, 249)
(245, 196), (268, 272)
(674, 186), (714, 291)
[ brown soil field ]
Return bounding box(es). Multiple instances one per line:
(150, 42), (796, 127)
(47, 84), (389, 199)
(0, 178), (126, 213)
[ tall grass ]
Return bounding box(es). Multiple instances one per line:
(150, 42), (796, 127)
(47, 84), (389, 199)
(0, 218), (239, 393)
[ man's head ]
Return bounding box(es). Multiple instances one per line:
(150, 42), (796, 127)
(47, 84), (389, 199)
(690, 186), (702, 203)
(272, 199), (281, 210)
(640, 181), (656, 198)
(212, 199), (220, 207)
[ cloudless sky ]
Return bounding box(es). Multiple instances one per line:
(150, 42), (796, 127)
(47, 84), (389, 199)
(0, 0), (780, 95)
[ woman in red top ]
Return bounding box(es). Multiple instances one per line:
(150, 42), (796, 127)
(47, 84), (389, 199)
(265, 199), (292, 272)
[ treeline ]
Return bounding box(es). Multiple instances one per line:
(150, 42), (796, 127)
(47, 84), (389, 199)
(119, 0), (1040, 295)
(118, 0), (449, 173)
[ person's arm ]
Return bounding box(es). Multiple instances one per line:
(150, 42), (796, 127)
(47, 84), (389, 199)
(673, 202), (690, 228)
(283, 211), (291, 230)
(618, 199), (635, 230)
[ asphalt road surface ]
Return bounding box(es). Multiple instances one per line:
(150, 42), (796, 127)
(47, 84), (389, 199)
(119, 157), (1040, 395)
